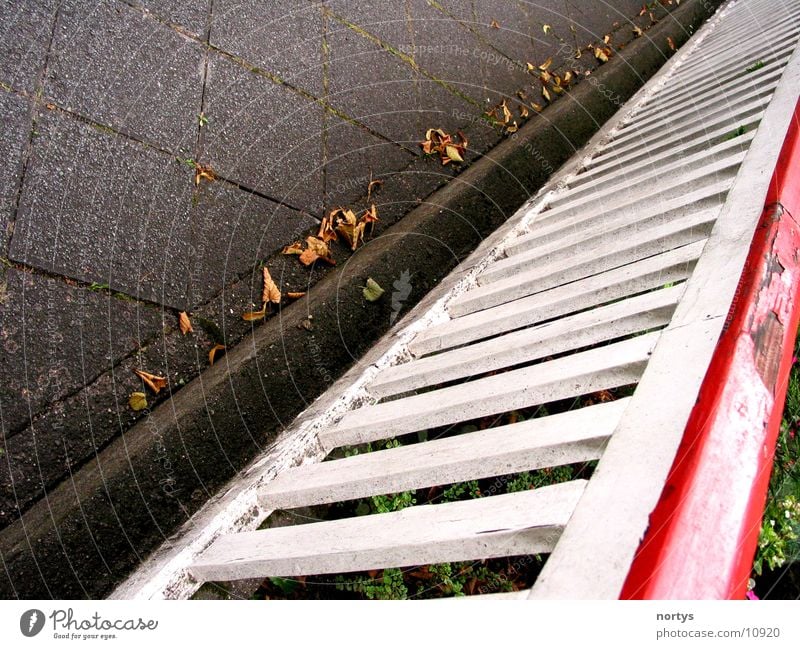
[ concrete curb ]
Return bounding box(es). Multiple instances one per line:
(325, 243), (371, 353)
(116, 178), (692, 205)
(0, 0), (724, 598)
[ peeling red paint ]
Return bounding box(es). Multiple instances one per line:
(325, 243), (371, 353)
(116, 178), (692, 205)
(621, 101), (800, 600)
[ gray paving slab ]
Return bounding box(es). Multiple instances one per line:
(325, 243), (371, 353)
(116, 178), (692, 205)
(45, 0), (204, 153)
(0, 0), (58, 93)
(324, 0), (414, 53)
(0, 320), (215, 528)
(326, 21), (419, 148)
(0, 91), (31, 257)
(0, 268), (164, 437)
(201, 52), (325, 215)
(324, 118), (416, 210)
(210, 0), (324, 97)
(187, 180), (318, 305)
(408, 0), (495, 103)
(127, 0), (211, 37)
(9, 110), (194, 309)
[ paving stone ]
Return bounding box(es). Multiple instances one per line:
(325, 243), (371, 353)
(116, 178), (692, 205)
(187, 180), (318, 305)
(0, 322), (215, 527)
(201, 52), (325, 216)
(210, 0), (324, 97)
(326, 21), (419, 148)
(0, 0), (58, 93)
(128, 0), (211, 37)
(0, 268), (164, 437)
(9, 110), (194, 309)
(0, 91), (31, 257)
(324, 118), (416, 210)
(324, 0), (414, 55)
(409, 0), (493, 103)
(45, 0), (204, 153)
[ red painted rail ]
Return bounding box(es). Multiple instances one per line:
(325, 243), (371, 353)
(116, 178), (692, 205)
(622, 102), (800, 599)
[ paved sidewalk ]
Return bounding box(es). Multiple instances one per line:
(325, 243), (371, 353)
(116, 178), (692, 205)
(0, 0), (682, 595)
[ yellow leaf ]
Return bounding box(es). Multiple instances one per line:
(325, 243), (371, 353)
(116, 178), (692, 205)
(538, 57), (552, 71)
(526, 62), (535, 72)
(178, 311), (192, 335)
(282, 241), (304, 255)
(531, 103), (543, 112)
(134, 369), (167, 395)
(542, 85), (551, 102)
(603, 34), (611, 44)
(128, 392), (148, 411)
(563, 70), (574, 84)
(262, 267), (281, 305)
(543, 24), (551, 34)
(594, 47), (609, 62)
(242, 306), (266, 321)
(317, 214), (338, 243)
(633, 26), (644, 37)
(209, 344), (226, 366)
(519, 105), (530, 118)
(445, 145), (464, 163)
(363, 278), (385, 302)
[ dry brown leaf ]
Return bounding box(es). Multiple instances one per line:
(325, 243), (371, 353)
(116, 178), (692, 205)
(603, 34), (611, 44)
(242, 306), (266, 321)
(519, 104), (530, 118)
(667, 36), (676, 51)
(531, 102), (543, 112)
(299, 236), (335, 266)
(317, 214), (338, 243)
(366, 178), (383, 201)
(419, 128), (468, 165)
(134, 369), (168, 395)
(594, 46), (610, 62)
(286, 292), (306, 299)
(45, 102), (56, 110)
(539, 70), (552, 84)
(538, 57), (552, 71)
(178, 311), (193, 335)
(633, 26), (644, 37)
(208, 344), (226, 365)
(282, 241), (304, 255)
(542, 85), (552, 102)
(360, 204), (379, 224)
(194, 163), (216, 186)
(262, 267), (281, 305)
(563, 70), (574, 84)
(490, 18), (500, 28)
(526, 62), (535, 72)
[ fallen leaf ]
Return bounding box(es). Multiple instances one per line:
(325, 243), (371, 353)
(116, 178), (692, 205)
(299, 316), (313, 331)
(633, 26), (644, 37)
(334, 208), (365, 250)
(539, 70), (552, 84)
(445, 144), (464, 163)
(209, 344), (226, 365)
(45, 102), (56, 110)
(128, 392), (148, 411)
(178, 311), (193, 335)
(262, 267), (281, 305)
(490, 19), (500, 29)
(506, 121), (519, 134)
(286, 292), (306, 299)
(134, 369), (168, 394)
(543, 24), (551, 34)
(667, 36), (676, 51)
(360, 204), (380, 224)
(538, 57), (553, 71)
(419, 128), (468, 165)
(594, 46), (610, 62)
(603, 34), (611, 44)
(526, 62), (536, 72)
(194, 163), (216, 186)
(317, 214), (338, 243)
(282, 241), (304, 255)
(531, 102), (543, 112)
(542, 85), (552, 102)
(242, 306), (266, 321)
(367, 178), (383, 201)
(519, 104), (530, 118)
(363, 278), (385, 302)
(563, 70), (574, 84)
(299, 236), (335, 266)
